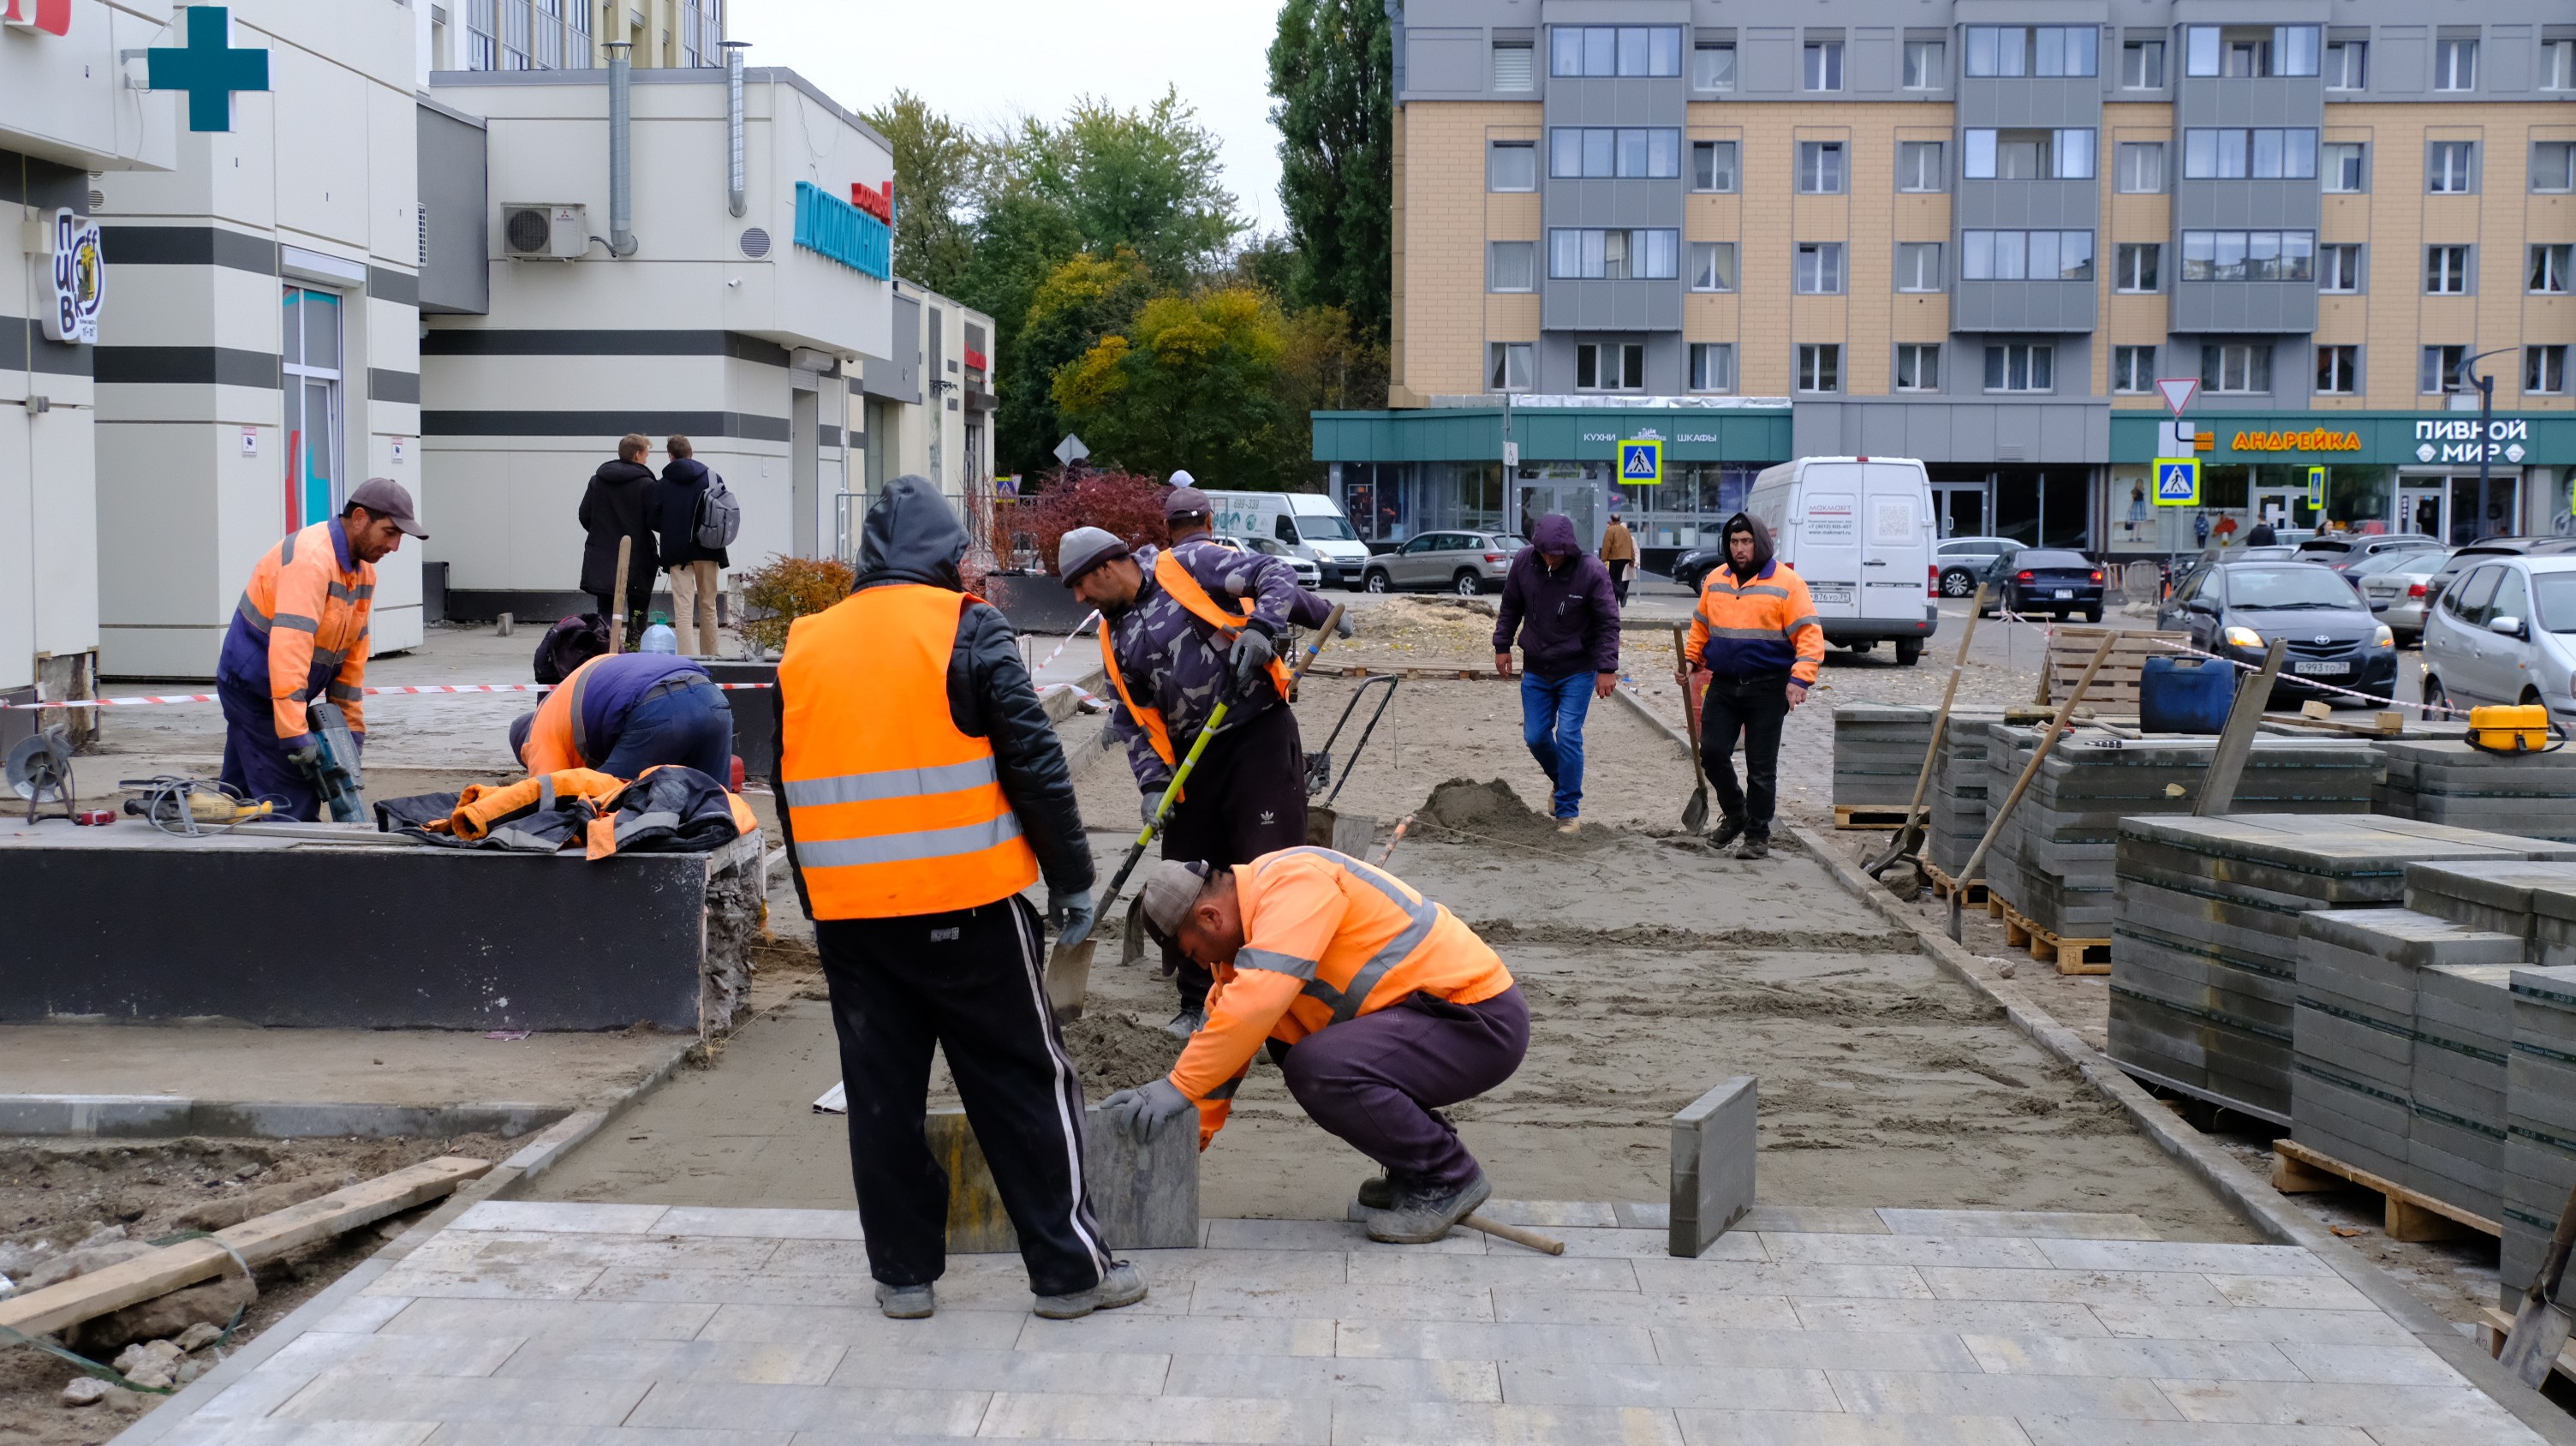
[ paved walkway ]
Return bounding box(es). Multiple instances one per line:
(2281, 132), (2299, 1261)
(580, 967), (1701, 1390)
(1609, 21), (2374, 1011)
(130, 1202), (2546, 1444)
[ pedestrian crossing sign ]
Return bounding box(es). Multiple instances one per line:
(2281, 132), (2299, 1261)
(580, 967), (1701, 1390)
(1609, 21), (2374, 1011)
(2306, 465), (2327, 509)
(2153, 458), (2200, 506)
(1619, 439), (1662, 485)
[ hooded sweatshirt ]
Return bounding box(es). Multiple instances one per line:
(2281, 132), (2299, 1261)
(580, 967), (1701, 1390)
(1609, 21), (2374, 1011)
(1492, 513), (1619, 678)
(1687, 511), (1826, 684)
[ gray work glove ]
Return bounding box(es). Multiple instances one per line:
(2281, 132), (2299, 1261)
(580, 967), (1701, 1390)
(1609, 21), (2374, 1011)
(283, 733), (321, 774)
(1100, 1078), (1192, 1144)
(1141, 789), (1167, 826)
(1228, 624), (1279, 696)
(1334, 611), (1355, 639)
(1047, 887), (1095, 948)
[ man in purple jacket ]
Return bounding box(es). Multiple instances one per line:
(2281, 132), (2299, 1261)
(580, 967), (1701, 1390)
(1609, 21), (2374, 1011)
(1492, 514), (1620, 833)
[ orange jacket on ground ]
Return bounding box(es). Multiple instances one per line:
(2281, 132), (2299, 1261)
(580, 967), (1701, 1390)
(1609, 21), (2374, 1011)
(1099, 549), (1296, 767)
(1686, 561), (1826, 684)
(1168, 847), (1514, 1146)
(777, 583), (1040, 918)
(448, 768), (629, 840)
(224, 520), (373, 738)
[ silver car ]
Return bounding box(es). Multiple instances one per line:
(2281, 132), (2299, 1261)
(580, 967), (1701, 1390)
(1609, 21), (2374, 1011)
(1934, 535), (2021, 599)
(2348, 547), (2450, 645)
(2420, 555), (2576, 722)
(1217, 535), (1322, 589)
(1363, 530), (1528, 595)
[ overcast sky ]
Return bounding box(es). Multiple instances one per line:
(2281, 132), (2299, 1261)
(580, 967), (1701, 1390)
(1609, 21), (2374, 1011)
(735, 0), (1291, 235)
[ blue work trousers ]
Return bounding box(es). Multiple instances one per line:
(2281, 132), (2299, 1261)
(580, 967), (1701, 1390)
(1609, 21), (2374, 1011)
(218, 675), (324, 822)
(1518, 670), (1593, 820)
(599, 680), (735, 781)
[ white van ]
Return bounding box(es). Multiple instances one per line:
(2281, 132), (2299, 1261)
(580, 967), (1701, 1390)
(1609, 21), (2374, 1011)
(1743, 457), (1940, 665)
(1204, 491), (1373, 590)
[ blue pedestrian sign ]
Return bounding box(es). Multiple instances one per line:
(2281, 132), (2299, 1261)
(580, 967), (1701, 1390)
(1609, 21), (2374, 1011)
(1619, 439), (1662, 485)
(2153, 457), (2201, 507)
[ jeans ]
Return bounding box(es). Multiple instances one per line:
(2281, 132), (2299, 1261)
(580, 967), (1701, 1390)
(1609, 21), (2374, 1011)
(1699, 673), (1792, 834)
(666, 559), (721, 656)
(1518, 670), (1593, 819)
(599, 680), (735, 781)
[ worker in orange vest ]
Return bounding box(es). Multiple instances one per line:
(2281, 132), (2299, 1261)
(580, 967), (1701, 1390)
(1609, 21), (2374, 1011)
(1102, 849), (1528, 1245)
(1684, 512), (1826, 858)
(774, 476), (1138, 1324)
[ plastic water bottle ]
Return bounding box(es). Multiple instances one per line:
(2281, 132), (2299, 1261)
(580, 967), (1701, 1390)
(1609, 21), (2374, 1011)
(640, 621), (677, 654)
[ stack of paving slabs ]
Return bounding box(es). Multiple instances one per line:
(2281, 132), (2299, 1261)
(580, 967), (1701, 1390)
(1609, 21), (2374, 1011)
(1830, 704), (1935, 816)
(2377, 739), (2576, 844)
(2507, 965), (2576, 1298)
(2109, 815), (2576, 1122)
(1927, 708), (2006, 881)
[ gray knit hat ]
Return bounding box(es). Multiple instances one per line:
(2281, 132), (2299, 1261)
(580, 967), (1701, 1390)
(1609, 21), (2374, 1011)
(1056, 525), (1130, 587)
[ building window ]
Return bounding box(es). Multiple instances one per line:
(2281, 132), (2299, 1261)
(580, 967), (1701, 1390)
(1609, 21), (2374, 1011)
(1964, 128), (2098, 181)
(2317, 345), (2360, 394)
(2429, 140), (2477, 194)
(1553, 26), (1683, 77)
(1689, 242), (1738, 292)
(1904, 39), (1945, 90)
(2421, 344), (2470, 394)
(1794, 242), (1846, 294)
(2533, 244), (2573, 295)
(2180, 230), (2316, 281)
(2534, 142), (2576, 194)
(2322, 142), (2365, 194)
(1489, 342), (1534, 391)
(1488, 142), (1537, 191)
(1489, 242), (1536, 292)
(1895, 242), (1942, 292)
(2424, 245), (2472, 295)
(1896, 140), (1944, 193)
(1961, 230), (2095, 281)
(1796, 344), (1840, 393)
(1689, 343), (1735, 392)
(1550, 128), (1682, 180)
(2203, 343), (2274, 395)
(1894, 344), (1940, 391)
(2320, 243), (2364, 293)
(1964, 27), (2099, 78)
(2531, 345), (2571, 396)
(2546, 39), (2576, 92)
(2181, 128), (2319, 180)
(1983, 344), (2054, 393)
(2121, 39), (2164, 89)
(1797, 141), (1847, 194)
(2435, 37), (2477, 92)
(1494, 40), (1535, 91)
(2115, 142), (2164, 194)
(1549, 229), (1680, 279)
(1694, 41), (1737, 91)
(466, 0), (498, 69)
(2183, 25), (2321, 77)
(2114, 243), (2160, 292)
(280, 286), (345, 529)
(1691, 140), (1739, 192)
(534, 0), (562, 68)
(1576, 343), (1645, 391)
(1804, 40), (1844, 92)
(2113, 346), (2156, 393)
(2325, 39), (2366, 89)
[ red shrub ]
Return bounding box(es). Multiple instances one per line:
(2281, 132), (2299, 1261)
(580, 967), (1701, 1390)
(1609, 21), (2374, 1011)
(1019, 469), (1171, 575)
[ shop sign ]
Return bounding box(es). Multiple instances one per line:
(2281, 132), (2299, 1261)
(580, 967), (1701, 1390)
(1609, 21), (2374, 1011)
(39, 208), (104, 345)
(849, 181), (893, 225)
(2, 0), (72, 35)
(2415, 417), (2531, 465)
(2230, 427), (2361, 454)
(793, 181), (891, 279)
(147, 7), (270, 134)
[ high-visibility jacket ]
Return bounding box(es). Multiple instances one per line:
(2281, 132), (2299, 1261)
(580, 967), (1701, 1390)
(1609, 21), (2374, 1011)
(1099, 550), (1296, 766)
(1168, 847), (1515, 1147)
(520, 653), (706, 777)
(222, 520), (373, 738)
(448, 768), (629, 841)
(777, 583), (1039, 918)
(1685, 561), (1826, 684)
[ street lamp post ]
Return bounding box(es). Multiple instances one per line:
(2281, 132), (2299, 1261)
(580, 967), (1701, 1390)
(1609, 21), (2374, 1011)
(2458, 346), (2518, 541)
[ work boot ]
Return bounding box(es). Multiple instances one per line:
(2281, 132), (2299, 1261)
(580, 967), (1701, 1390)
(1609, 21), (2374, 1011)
(1706, 816), (1744, 851)
(1032, 1260), (1149, 1320)
(1734, 831), (1771, 860)
(1356, 1174), (1401, 1210)
(874, 1282), (934, 1320)
(1364, 1168), (1492, 1246)
(1554, 817), (1581, 835)
(1164, 1007), (1206, 1039)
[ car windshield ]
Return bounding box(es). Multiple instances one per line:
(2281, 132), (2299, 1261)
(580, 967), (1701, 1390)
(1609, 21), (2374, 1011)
(1243, 537), (1287, 556)
(2016, 551), (2090, 570)
(2229, 568), (2362, 610)
(1291, 511), (1357, 541)
(2236, 547), (2299, 562)
(2535, 574), (2576, 634)
(1491, 535), (1529, 553)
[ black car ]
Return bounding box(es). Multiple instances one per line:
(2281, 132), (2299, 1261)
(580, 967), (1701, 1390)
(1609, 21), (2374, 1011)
(1980, 548), (2104, 621)
(2157, 560), (2398, 706)
(1672, 545), (1725, 592)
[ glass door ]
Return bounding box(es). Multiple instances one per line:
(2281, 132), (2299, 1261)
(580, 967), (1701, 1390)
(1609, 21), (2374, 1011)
(2397, 484), (2444, 541)
(2251, 487), (2318, 533)
(2448, 474), (2520, 545)
(1517, 479), (1601, 551)
(1932, 482), (1987, 539)
(279, 287), (344, 531)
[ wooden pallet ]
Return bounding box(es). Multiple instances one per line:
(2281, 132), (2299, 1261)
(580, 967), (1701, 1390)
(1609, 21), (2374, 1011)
(1834, 805), (1911, 830)
(2037, 627), (2190, 711)
(1923, 861), (1989, 906)
(2478, 1306), (2576, 1387)
(2269, 1138), (2501, 1242)
(1997, 898), (2112, 974)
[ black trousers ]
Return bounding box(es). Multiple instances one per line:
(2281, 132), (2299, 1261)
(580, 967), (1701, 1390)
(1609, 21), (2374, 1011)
(815, 895), (1112, 1297)
(1699, 673), (1793, 834)
(1160, 700), (1309, 1012)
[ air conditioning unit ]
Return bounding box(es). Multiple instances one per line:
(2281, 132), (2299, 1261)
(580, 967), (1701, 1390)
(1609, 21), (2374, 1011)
(499, 203), (587, 261)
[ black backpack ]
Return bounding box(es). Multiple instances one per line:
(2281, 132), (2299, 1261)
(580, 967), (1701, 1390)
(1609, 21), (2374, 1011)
(533, 612), (610, 685)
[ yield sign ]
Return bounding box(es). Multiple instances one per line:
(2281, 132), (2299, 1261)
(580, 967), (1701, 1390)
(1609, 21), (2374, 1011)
(2155, 377), (2198, 416)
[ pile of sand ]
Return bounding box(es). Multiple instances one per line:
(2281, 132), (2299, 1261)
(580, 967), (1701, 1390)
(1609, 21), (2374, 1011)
(1414, 777), (1619, 853)
(1061, 1013), (1185, 1093)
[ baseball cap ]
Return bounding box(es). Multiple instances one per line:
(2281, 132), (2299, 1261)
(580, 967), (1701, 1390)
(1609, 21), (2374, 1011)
(1137, 859), (1211, 944)
(1055, 525), (1131, 587)
(348, 477), (428, 539)
(1164, 484), (1212, 520)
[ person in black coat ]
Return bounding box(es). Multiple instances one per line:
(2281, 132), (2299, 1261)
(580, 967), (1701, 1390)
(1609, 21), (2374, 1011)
(578, 433), (659, 639)
(653, 434), (732, 656)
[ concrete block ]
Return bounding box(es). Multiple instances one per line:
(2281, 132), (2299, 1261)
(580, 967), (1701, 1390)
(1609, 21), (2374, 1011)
(1670, 1076), (1755, 1259)
(927, 1103), (1196, 1254)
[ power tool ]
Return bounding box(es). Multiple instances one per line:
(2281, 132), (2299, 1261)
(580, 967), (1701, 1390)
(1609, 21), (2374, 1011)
(299, 702), (368, 822)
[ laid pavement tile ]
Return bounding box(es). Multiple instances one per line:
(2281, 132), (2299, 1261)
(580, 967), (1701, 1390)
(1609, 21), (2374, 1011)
(1917, 1268), (2228, 1309)
(378, 1298), (719, 1341)
(1652, 1325), (1981, 1373)
(653, 1206), (866, 1240)
(2030, 1240), (2331, 1278)
(460, 1232), (786, 1274)
(2158, 1380), (2544, 1434)
(1331, 1400), (1686, 1445)
(2084, 1305), (2417, 1347)
(1203, 1217), (1483, 1253)
(1337, 1319), (1660, 1364)
(1499, 1359), (1841, 1411)
(188, 1369), (321, 1420)
(159, 1422), (439, 1446)
(420, 1430), (796, 1446)
(1107, 1246), (1355, 1288)
(310, 1294), (415, 1335)
(1477, 1199), (1621, 1228)
(1763, 1234), (2056, 1270)
(494, 1338), (849, 1386)
(1825, 1369), (2184, 1419)
(2272, 1342), (2469, 1386)
(1018, 1312), (1336, 1358)
(1629, 1259), (1936, 1299)
(980, 1389), (1333, 1443)
(1736, 1207), (1891, 1235)
(1877, 1211), (2157, 1241)
(2206, 1276), (2382, 1312)
(2013, 1421), (2374, 1445)
(271, 1372), (653, 1427)
(1794, 1300), (2110, 1338)
(1676, 1411), (2034, 1445)
(1958, 1334), (2305, 1381)
(1162, 1351), (1501, 1402)
(262, 1331), (526, 1379)
(1187, 1282), (1495, 1321)
(621, 1379), (991, 1436)
(697, 1301), (1027, 1351)
(451, 1202), (672, 1234)
(370, 1262), (610, 1301)
(1342, 1252), (1641, 1291)
(828, 1344), (1169, 1395)
(1492, 1288), (1802, 1329)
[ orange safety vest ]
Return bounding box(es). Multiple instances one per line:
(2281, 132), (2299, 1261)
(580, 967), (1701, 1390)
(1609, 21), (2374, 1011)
(234, 521), (373, 738)
(777, 583), (1039, 918)
(1098, 549), (1297, 766)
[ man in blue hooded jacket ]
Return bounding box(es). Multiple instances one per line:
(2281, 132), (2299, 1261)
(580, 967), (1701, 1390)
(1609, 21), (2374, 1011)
(1491, 515), (1620, 833)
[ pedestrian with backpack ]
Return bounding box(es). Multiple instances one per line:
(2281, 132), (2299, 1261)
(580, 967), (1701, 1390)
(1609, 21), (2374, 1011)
(652, 434), (735, 656)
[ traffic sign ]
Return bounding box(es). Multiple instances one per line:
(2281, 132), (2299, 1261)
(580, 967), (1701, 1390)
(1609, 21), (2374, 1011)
(1619, 439), (1663, 485)
(2155, 377), (2198, 416)
(2153, 457), (2201, 506)
(2306, 465), (2327, 510)
(1052, 433), (1088, 465)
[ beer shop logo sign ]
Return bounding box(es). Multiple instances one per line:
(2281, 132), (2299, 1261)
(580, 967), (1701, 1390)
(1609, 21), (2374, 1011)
(42, 209), (104, 345)
(2416, 417), (2531, 465)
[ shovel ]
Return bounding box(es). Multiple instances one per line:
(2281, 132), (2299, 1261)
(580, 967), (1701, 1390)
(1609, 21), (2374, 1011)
(1865, 584), (1988, 895)
(1044, 605), (1346, 1021)
(1673, 624), (1711, 834)
(2498, 1183), (2576, 1388)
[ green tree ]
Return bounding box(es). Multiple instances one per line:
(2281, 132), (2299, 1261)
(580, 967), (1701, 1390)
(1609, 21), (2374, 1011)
(1052, 286), (1293, 487)
(1268, 0), (1393, 342)
(859, 90), (982, 296)
(995, 249), (1157, 484)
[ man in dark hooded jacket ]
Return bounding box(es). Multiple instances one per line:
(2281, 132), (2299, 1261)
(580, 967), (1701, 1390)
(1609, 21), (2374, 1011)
(1491, 514), (1620, 831)
(1682, 512), (1826, 857)
(578, 433), (659, 638)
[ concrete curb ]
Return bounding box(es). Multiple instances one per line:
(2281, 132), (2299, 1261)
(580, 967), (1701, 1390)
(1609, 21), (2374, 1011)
(0, 1096), (569, 1140)
(1793, 822), (2576, 1446)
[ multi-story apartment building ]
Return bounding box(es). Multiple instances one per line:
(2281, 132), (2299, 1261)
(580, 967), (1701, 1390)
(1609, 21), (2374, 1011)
(1316, 0), (2575, 567)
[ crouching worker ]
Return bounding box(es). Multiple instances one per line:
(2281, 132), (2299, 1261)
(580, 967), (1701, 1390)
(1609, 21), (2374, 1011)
(510, 651), (733, 781)
(1103, 849), (1529, 1244)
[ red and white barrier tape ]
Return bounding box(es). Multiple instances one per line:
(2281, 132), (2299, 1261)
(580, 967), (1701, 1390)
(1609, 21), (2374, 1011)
(1969, 601), (2460, 719)
(1, 680), (782, 709)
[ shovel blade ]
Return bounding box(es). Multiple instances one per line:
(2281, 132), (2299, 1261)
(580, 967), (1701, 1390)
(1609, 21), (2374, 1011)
(1681, 786), (1709, 834)
(2498, 1296), (2574, 1389)
(1045, 939), (1095, 1024)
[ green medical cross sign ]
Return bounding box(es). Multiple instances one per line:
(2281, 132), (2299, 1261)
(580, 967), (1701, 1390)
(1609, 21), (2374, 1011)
(148, 7), (269, 133)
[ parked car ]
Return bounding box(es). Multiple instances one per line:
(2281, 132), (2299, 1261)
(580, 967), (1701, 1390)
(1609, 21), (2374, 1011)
(1980, 547), (2105, 621)
(1670, 544), (1726, 592)
(2232, 545), (2304, 563)
(2346, 547), (2451, 645)
(1215, 534), (1323, 589)
(2293, 533), (2444, 571)
(2158, 560), (2396, 707)
(1204, 491), (1373, 589)
(2421, 556), (2576, 722)
(1361, 530), (1528, 595)
(2421, 537), (2576, 612)
(1932, 535), (2024, 600)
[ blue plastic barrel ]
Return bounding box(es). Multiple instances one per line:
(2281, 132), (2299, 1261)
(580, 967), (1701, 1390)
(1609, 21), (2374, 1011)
(2139, 654), (2233, 733)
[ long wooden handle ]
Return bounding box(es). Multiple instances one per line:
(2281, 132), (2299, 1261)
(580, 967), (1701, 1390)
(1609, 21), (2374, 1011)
(1672, 625), (1709, 787)
(1893, 585), (1988, 837)
(607, 535), (634, 654)
(1959, 630), (2117, 887)
(2536, 1184), (2576, 1306)
(1463, 1212), (1565, 1256)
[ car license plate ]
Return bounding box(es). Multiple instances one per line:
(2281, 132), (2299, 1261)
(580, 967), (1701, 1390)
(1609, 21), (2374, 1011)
(1813, 588), (1852, 604)
(2293, 660), (2349, 676)
(2051, 589), (2072, 599)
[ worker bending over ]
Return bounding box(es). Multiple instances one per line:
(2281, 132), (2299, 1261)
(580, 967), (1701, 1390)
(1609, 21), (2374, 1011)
(1685, 512), (1825, 858)
(216, 478), (425, 820)
(776, 476), (1134, 1323)
(511, 652), (733, 781)
(1103, 849), (1528, 1244)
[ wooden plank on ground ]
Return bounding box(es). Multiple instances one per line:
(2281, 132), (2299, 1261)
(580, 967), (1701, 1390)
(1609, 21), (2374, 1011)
(0, 1155), (491, 1338)
(2269, 1138), (2498, 1241)
(2481, 1306), (2576, 1387)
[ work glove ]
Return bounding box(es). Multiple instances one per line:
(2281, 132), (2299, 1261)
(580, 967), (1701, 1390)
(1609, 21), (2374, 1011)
(1141, 789), (1167, 826)
(1334, 611), (1355, 640)
(1048, 887), (1096, 948)
(283, 733), (321, 773)
(1228, 624), (1279, 697)
(1100, 1078), (1192, 1144)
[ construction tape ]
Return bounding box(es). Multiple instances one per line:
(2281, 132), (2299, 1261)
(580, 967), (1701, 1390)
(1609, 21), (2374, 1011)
(0, 681), (780, 709)
(1978, 601), (2463, 719)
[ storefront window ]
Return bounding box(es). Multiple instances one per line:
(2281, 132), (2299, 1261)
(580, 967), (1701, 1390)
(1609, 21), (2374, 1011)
(2323, 468), (2394, 533)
